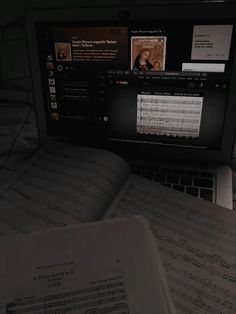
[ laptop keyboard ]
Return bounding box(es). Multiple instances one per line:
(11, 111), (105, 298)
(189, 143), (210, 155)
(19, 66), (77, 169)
(130, 165), (215, 202)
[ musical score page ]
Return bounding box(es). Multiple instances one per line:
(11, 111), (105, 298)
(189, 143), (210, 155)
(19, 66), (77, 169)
(105, 175), (236, 314)
(0, 217), (175, 314)
(137, 94), (203, 138)
(0, 142), (130, 235)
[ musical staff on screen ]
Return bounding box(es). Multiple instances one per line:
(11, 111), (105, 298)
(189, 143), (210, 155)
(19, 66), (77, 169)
(136, 94), (203, 138)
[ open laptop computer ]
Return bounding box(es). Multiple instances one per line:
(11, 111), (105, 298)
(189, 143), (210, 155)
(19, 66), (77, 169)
(25, 1), (236, 209)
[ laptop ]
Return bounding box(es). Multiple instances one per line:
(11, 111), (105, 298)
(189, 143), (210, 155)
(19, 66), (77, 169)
(25, 2), (236, 209)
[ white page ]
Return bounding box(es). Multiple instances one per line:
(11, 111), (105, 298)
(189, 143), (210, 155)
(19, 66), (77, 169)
(0, 141), (129, 235)
(105, 175), (236, 314)
(0, 216), (174, 314)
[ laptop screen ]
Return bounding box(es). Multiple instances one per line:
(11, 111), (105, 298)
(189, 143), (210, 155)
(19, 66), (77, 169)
(32, 9), (236, 162)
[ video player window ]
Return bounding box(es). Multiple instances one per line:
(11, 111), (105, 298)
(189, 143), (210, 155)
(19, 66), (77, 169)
(107, 71), (227, 150)
(36, 19), (235, 149)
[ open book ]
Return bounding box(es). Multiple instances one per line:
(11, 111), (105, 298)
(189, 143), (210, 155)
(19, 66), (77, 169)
(0, 216), (175, 314)
(0, 141), (236, 313)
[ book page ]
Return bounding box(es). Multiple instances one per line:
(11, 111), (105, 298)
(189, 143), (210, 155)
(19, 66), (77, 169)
(0, 217), (174, 314)
(0, 141), (129, 235)
(105, 175), (236, 314)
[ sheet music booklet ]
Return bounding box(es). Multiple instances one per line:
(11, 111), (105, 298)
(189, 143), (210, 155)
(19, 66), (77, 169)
(0, 141), (235, 313)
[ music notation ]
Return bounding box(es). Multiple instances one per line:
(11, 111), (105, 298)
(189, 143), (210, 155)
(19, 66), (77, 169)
(111, 182), (236, 314)
(136, 94), (203, 138)
(5, 272), (129, 314)
(0, 146), (130, 235)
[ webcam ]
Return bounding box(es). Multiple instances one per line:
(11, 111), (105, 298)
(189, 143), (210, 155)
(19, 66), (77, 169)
(118, 10), (131, 19)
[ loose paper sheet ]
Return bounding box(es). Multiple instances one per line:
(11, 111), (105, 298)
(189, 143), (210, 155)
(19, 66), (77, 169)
(106, 175), (236, 314)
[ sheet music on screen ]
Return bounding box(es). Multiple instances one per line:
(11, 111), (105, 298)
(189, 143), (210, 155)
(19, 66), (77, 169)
(136, 93), (203, 138)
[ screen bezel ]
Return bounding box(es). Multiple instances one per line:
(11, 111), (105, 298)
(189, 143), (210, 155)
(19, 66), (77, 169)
(25, 2), (236, 163)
